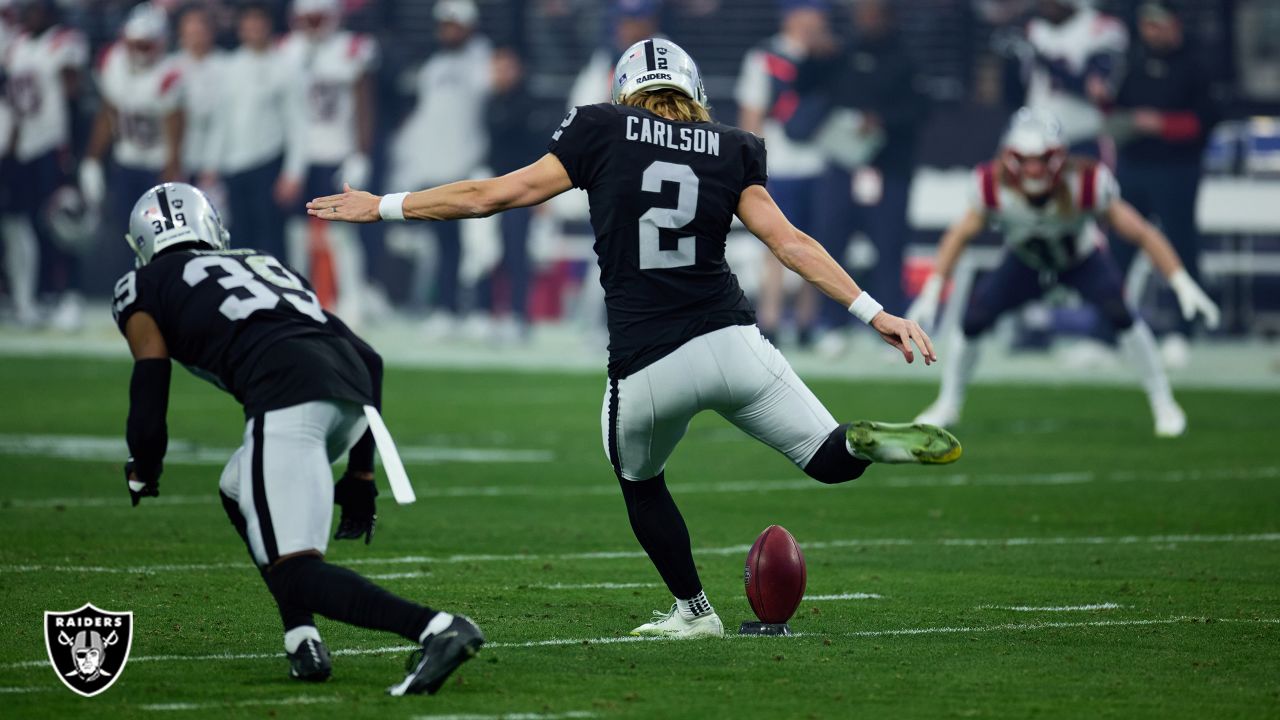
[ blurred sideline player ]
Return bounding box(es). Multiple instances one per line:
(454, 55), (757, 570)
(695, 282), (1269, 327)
(388, 0), (490, 339)
(83, 2), (185, 281)
(1, 0), (87, 328)
(309, 38), (961, 638)
(907, 109), (1219, 437)
(1024, 0), (1127, 156)
(277, 0), (376, 326)
(112, 182), (482, 694)
(175, 4), (225, 184)
(735, 0), (834, 346)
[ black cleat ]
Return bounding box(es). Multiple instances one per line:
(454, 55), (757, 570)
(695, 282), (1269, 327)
(387, 614), (484, 696)
(287, 637), (332, 682)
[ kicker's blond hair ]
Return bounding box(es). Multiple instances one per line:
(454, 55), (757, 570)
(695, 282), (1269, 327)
(620, 88), (711, 123)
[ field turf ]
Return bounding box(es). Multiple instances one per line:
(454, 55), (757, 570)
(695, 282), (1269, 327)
(0, 354), (1277, 719)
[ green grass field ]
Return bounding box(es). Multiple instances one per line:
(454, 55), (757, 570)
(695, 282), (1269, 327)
(0, 354), (1277, 719)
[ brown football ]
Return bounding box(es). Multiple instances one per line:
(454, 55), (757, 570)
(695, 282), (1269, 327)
(744, 525), (807, 624)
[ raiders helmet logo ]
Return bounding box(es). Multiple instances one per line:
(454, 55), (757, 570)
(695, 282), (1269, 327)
(44, 603), (134, 697)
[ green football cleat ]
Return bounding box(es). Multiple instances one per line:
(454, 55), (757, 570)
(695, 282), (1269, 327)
(846, 421), (962, 465)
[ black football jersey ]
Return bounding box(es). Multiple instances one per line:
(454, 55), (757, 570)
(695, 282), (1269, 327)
(547, 103), (764, 378)
(112, 247), (372, 416)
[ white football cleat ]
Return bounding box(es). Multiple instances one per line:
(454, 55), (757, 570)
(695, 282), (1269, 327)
(630, 604), (724, 638)
(1154, 401), (1187, 438)
(914, 399), (960, 429)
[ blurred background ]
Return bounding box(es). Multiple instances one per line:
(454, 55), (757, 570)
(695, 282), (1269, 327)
(2, 0), (1279, 379)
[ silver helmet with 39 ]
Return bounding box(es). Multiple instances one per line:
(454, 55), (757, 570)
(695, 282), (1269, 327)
(125, 183), (230, 266)
(612, 38), (707, 109)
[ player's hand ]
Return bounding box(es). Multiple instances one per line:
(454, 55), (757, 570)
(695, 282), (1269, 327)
(274, 175), (302, 208)
(905, 274), (943, 330)
(333, 471), (378, 544)
(307, 184), (381, 223)
(124, 457), (159, 507)
(1169, 269), (1221, 330)
(79, 159), (105, 206)
(871, 312), (937, 366)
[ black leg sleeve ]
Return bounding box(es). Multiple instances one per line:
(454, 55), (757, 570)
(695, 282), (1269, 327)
(803, 424), (871, 485)
(618, 472), (702, 599)
(266, 556), (436, 643)
(219, 492), (315, 631)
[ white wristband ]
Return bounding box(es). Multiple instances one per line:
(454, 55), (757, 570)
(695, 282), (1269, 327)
(378, 192), (409, 221)
(848, 292), (884, 325)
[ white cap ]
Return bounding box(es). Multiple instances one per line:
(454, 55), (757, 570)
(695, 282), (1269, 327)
(434, 0), (478, 26)
(293, 0), (340, 16)
(1002, 107), (1065, 156)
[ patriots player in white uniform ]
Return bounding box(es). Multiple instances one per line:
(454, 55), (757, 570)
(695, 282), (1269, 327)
(309, 39), (961, 638)
(276, 0), (377, 326)
(83, 2), (185, 279)
(908, 109), (1219, 437)
(1, 0), (87, 328)
(1024, 0), (1127, 150)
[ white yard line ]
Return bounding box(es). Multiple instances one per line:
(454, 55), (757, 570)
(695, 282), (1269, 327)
(2, 617), (1275, 673)
(977, 603), (1123, 612)
(141, 695), (340, 711)
(0, 434), (552, 466)
(3, 532), (1278, 576)
(366, 571), (433, 580)
(5, 465), (1278, 511)
(414, 707), (599, 712)
(534, 582), (658, 590)
(805, 593), (884, 600)
(0, 686), (49, 694)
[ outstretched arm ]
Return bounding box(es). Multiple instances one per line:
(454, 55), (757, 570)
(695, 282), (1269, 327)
(906, 207), (985, 329)
(123, 312), (171, 506)
(1105, 198), (1220, 329)
(307, 153), (574, 223)
(736, 184), (936, 364)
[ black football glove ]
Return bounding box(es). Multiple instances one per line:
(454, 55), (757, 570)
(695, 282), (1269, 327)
(333, 472), (377, 544)
(124, 457), (159, 507)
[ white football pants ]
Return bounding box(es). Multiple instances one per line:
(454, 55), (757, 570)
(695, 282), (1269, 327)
(602, 324), (838, 482)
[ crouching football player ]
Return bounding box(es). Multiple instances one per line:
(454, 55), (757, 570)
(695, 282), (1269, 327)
(908, 108), (1220, 437)
(307, 39), (961, 638)
(112, 182), (481, 694)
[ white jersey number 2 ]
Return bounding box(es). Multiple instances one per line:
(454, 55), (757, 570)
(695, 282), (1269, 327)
(182, 254), (327, 323)
(638, 161), (699, 270)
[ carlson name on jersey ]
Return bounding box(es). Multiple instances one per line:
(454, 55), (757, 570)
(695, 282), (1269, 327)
(548, 102), (766, 379)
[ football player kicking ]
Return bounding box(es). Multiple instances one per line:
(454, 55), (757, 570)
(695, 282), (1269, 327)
(307, 39), (960, 638)
(112, 182), (481, 693)
(907, 108), (1220, 437)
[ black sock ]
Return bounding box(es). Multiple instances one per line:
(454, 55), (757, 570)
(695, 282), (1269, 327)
(618, 472), (702, 599)
(803, 423), (872, 484)
(266, 556), (436, 643)
(220, 491), (317, 631)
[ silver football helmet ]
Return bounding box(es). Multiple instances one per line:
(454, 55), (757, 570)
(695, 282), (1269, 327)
(612, 38), (707, 109)
(1001, 107), (1067, 196)
(125, 183), (229, 266)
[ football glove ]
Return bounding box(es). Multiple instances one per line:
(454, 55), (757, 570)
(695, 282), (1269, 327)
(124, 457), (159, 507)
(334, 472), (377, 544)
(906, 274), (944, 330)
(79, 159), (105, 207)
(1169, 269), (1221, 330)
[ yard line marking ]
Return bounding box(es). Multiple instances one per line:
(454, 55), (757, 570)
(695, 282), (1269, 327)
(140, 695), (340, 712)
(3, 617), (1277, 672)
(3, 533), (1278, 575)
(0, 686), (48, 694)
(414, 707), (599, 712)
(977, 603), (1123, 612)
(6, 465), (1279, 511)
(533, 582), (658, 590)
(805, 593), (884, 601)
(366, 571), (433, 580)
(0, 434), (553, 466)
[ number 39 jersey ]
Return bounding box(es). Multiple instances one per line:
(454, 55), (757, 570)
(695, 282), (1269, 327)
(112, 248), (372, 416)
(548, 103), (764, 379)
(972, 159), (1119, 273)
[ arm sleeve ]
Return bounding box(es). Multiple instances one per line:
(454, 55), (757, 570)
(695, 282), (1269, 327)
(324, 311), (381, 474)
(546, 104), (611, 190)
(127, 358), (171, 482)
